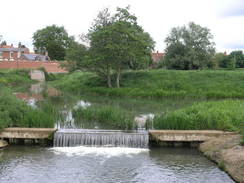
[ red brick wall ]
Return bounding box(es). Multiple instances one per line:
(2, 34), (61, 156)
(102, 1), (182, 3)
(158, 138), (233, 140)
(0, 61), (68, 73)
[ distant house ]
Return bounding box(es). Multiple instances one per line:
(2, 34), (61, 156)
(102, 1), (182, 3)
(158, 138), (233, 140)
(0, 43), (50, 61)
(0, 44), (29, 61)
(151, 51), (165, 63)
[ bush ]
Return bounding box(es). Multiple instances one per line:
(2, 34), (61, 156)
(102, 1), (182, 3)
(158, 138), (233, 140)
(154, 100), (244, 131)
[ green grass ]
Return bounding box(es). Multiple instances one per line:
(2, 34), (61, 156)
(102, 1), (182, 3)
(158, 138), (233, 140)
(154, 100), (244, 132)
(0, 69), (34, 91)
(51, 69), (244, 98)
(0, 86), (57, 129)
(72, 105), (135, 130)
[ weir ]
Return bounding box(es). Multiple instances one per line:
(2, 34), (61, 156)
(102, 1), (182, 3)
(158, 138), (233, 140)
(53, 129), (149, 148)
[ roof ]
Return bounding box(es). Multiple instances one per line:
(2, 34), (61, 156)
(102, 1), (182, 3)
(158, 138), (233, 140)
(22, 54), (49, 61)
(151, 52), (165, 63)
(0, 47), (29, 52)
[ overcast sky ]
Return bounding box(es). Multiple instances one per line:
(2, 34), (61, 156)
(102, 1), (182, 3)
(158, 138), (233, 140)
(1, 0), (244, 53)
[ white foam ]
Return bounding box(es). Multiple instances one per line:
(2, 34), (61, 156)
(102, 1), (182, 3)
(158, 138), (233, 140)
(50, 146), (149, 157)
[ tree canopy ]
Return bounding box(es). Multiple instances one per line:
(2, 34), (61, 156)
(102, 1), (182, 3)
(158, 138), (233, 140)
(65, 42), (87, 71)
(164, 22), (215, 70)
(33, 25), (73, 60)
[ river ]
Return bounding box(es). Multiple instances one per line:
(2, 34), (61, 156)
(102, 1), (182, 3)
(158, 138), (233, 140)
(0, 146), (234, 183)
(3, 83), (235, 183)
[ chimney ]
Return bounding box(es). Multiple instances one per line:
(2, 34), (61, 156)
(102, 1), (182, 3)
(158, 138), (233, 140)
(157, 50), (159, 54)
(10, 43), (13, 47)
(17, 49), (21, 60)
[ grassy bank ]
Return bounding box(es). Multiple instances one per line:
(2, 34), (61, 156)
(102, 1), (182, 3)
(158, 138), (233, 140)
(51, 69), (244, 98)
(0, 69), (34, 91)
(72, 105), (135, 130)
(154, 100), (244, 132)
(0, 87), (57, 129)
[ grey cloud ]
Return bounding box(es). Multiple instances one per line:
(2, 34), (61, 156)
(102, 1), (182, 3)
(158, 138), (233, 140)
(220, 0), (244, 17)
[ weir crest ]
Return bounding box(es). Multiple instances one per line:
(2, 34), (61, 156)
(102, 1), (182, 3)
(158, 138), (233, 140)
(54, 129), (149, 148)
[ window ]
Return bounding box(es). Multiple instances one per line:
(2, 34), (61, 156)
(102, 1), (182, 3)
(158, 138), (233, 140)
(10, 52), (14, 58)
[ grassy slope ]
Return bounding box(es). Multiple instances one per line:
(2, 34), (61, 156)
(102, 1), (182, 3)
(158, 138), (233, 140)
(52, 69), (244, 98)
(0, 69), (34, 91)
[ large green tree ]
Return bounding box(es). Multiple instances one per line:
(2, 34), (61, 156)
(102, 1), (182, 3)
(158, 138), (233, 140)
(65, 41), (87, 71)
(164, 22), (215, 70)
(88, 7), (154, 88)
(33, 25), (73, 60)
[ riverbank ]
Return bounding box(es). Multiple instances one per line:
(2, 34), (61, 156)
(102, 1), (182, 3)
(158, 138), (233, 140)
(199, 134), (244, 183)
(52, 69), (244, 98)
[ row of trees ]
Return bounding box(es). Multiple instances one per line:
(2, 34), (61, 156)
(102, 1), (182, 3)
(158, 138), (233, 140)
(213, 51), (244, 69)
(31, 6), (244, 88)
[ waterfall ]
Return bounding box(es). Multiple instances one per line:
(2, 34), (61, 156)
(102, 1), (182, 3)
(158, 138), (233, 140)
(54, 129), (149, 148)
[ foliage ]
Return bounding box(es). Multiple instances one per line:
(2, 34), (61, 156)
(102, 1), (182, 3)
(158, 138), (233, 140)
(154, 100), (244, 131)
(0, 69), (33, 90)
(72, 105), (134, 130)
(65, 41), (88, 72)
(33, 25), (74, 60)
(215, 51), (244, 69)
(229, 51), (244, 68)
(0, 87), (56, 129)
(52, 69), (244, 99)
(87, 7), (154, 88)
(164, 22), (215, 70)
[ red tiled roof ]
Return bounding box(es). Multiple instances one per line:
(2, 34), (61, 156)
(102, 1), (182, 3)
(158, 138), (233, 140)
(151, 52), (165, 63)
(0, 45), (14, 48)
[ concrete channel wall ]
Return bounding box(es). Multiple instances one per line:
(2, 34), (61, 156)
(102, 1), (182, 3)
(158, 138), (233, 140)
(0, 128), (56, 139)
(149, 130), (237, 142)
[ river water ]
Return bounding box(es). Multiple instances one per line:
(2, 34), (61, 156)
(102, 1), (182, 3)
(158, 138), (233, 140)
(0, 146), (234, 183)
(5, 84), (235, 183)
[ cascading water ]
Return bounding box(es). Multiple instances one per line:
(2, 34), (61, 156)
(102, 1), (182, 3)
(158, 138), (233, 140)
(54, 129), (149, 148)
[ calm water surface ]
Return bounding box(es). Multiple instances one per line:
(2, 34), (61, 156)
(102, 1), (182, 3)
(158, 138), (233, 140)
(0, 146), (234, 183)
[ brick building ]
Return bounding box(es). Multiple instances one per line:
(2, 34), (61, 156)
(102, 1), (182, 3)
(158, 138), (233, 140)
(151, 51), (165, 63)
(0, 43), (50, 61)
(0, 44), (29, 61)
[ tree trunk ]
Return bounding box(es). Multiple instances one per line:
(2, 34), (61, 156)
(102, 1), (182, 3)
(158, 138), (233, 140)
(116, 69), (121, 88)
(107, 74), (112, 88)
(107, 67), (112, 88)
